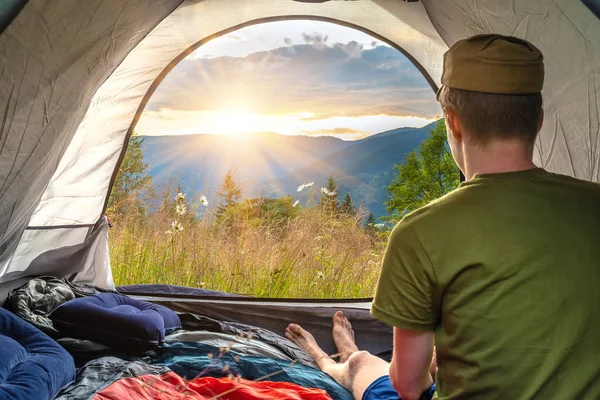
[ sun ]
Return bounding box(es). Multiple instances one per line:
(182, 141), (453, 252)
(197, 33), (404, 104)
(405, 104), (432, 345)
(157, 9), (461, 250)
(209, 108), (262, 135)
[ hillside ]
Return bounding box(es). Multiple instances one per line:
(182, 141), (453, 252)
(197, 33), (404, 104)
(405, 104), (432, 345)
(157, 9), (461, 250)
(140, 120), (438, 217)
(264, 122), (436, 216)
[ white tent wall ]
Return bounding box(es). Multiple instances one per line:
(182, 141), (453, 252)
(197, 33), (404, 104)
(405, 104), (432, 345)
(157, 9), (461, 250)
(0, 0), (184, 284)
(0, 0), (598, 286)
(423, 0), (600, 182)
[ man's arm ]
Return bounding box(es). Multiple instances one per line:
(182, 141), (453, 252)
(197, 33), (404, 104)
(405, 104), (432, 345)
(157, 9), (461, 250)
(389, 327), (434, 400)
(371, 222), (440, 399)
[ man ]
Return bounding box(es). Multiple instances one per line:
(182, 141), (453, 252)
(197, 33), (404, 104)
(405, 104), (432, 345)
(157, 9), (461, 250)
(286, 34), (600, 399)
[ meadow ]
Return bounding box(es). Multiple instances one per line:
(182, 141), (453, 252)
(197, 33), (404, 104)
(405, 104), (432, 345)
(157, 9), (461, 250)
(109, 191), (389, 298)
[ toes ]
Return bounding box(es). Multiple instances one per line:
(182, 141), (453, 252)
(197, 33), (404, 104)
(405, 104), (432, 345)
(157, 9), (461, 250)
(333, 311), (344, 322)
(288, 324), (303, 334)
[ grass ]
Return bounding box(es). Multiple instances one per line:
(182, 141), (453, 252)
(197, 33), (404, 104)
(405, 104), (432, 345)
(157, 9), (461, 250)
(109, 193), (388, 298)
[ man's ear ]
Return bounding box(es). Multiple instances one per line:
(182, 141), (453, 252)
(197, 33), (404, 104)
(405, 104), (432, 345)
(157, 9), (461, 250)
(445, 108), (463, 143)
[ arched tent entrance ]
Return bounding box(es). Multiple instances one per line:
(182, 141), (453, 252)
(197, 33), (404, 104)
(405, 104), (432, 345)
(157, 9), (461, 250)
(0, 0), (599, 355)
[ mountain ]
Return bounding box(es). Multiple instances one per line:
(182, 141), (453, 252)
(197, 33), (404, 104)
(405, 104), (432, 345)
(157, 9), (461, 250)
(140, 121), (438, 218)
(264, 122), (437, 216)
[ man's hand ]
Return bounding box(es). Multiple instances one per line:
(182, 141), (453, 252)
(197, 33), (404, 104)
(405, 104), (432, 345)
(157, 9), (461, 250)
(389, 327), (434, 400)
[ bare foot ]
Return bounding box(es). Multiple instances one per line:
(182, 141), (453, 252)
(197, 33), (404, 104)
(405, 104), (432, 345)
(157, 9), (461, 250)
(285, 324), (332, 367)
(332, 311), (359, 362)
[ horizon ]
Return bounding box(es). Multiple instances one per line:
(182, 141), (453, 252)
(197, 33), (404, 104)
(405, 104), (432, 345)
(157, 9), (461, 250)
(136, 20), (441, 141)
(135, 119), (439, 142)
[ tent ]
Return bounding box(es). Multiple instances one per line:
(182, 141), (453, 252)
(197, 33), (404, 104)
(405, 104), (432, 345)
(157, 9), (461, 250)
(0, 0), (599, 355)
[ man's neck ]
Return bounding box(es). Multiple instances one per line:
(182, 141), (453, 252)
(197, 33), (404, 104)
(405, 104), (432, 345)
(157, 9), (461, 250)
(463, 139), (537, 181)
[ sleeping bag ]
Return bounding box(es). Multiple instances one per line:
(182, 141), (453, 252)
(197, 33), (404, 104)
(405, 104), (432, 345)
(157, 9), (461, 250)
(0, 307), (75, 399)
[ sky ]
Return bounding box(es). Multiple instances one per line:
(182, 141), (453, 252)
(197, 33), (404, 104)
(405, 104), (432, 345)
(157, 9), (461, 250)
(136, 20), (441, 141)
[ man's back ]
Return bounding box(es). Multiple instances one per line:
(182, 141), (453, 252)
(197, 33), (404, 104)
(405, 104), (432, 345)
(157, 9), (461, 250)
(373, 168), (600, 399)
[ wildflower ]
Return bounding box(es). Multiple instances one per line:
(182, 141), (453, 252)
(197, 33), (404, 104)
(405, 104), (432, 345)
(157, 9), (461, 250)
(200, 195), (208, 207)
(374, 223), (386, 229)
(171, 221), (184, 233)
(297, 181), (315, 192)
(320, 187), (336, 196)
(316, 271), (325, 279)
(175, 203), (187, 216)
(175, 192), (186, 201)
(292, 200), (300, 208)
(197, 281), (205, 287)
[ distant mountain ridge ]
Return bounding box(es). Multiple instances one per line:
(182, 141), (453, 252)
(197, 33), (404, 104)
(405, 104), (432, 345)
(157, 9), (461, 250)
(140, 121), (438, 217)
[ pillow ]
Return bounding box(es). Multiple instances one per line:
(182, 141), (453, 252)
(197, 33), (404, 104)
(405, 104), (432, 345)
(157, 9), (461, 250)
(50, 293), (181, 353)
(0, 307), (75, 399)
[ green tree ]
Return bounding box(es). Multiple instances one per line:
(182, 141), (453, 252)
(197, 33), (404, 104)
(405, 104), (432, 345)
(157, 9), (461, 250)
(386, 120), (459, 219)
(364, 212), (376, 236)
(217, 169), (242, 216)
(321, 176), (340, 215)
(107, 134), (152, 219)
(341, 193), (356, 216)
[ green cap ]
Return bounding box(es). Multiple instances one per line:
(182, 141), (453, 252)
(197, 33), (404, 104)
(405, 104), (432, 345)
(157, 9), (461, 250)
(438, 34), (544, 98)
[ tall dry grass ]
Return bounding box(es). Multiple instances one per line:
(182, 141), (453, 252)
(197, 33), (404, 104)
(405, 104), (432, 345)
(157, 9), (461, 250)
(109, 191), (388, 298)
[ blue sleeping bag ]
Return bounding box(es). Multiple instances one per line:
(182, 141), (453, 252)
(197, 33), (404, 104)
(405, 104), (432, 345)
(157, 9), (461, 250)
(0, 307), (75, 399)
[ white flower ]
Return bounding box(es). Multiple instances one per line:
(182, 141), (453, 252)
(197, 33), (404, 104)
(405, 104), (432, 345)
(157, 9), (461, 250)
(316, 271), (325, 279)
(297, 181), (315, 192)
(171, 221), (184, 233)
(200, 195), (209, 207)
(320, 187), (337, 196)
(175, 192), (186, 201)
(292, 200), (300, 208)
(175, 204), (187, 216)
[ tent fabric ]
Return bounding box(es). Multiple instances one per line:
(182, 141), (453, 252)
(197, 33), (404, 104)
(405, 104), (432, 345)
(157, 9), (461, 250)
(0, 0), (598, 287)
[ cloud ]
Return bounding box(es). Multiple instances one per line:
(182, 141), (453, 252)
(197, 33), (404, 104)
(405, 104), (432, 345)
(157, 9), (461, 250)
(303, 127), (362, 135)
(302, 32), (329, 45)
(283, 37), (293, 45)
(225, 33), (245, 42)
(301, 127), (370, 140)
(145, 41), (440, 121)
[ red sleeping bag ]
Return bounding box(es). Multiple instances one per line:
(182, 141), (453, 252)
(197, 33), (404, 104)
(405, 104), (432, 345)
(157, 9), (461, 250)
(93, 371), (332, 400)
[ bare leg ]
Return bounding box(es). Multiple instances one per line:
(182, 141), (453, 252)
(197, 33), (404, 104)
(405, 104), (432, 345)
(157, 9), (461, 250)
(286, 311), (390, 400)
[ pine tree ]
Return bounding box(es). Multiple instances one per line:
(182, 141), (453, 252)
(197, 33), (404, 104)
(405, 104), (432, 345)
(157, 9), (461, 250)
(365, 212), (376, 236)
(321, 175), (340, 215)
(341, 193), (356, 216)
(217, 169), (242, 216)
(107, 134), (152, 219)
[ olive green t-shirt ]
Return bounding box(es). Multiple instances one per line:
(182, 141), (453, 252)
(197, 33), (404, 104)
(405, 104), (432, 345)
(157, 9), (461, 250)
(372, 168), (600, 399)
